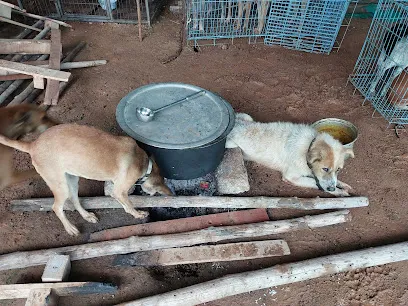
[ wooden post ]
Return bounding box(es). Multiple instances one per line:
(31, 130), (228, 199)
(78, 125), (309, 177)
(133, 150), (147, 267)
(43, 25), (61, 105)
(115, 242), (408, 306)
(10, 196), (369, 211)
(0, 210), (350, 271)
(136, 0), (142, 42)
(25, 288), (58, 306)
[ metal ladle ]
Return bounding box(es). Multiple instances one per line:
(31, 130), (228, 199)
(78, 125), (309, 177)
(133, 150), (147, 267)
(136, 90), (206, 122)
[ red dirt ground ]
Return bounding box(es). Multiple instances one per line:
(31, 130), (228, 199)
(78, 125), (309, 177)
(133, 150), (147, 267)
(1, 11), (408, 306)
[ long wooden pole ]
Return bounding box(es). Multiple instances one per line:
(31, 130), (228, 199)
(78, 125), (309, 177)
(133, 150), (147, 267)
(116, 241), (408, 306)
(0, 210), (350, 271)
(136, 0), (142, 42)
(10, 196), (369, 211)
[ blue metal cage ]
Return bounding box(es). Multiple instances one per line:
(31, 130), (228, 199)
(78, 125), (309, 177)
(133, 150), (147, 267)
(263, 0), (351, 54)
(349, 0), (408, 125)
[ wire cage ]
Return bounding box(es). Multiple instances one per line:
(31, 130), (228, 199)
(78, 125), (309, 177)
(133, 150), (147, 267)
(349, 0), (408, 125)
(186, 0), (273, 43)
(18, 0), (163, 26)
(264, 0), (351, 54)
(186, 0), (355, 51)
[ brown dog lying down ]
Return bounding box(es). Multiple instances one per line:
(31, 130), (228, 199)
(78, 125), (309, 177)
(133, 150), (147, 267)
(0, 124), (172, 236)
(0, 105), (57, 191)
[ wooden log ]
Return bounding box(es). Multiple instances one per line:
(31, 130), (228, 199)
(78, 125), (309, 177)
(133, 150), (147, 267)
(0, 16), (42, 32)
(25, 288), (58, 306)
(41, 255), (71, 282)
(89, 208), (270, 242)
(0, 61), (107, 78)
(0, 282), (117, 299)
(0, 210), (350, 271)
(10, 196), (369, 212)
(0, 39), (51, 54)
(0, 59), (69, 82)
(44, 27), (62, 105)
(116, 242), (408, 306)
(114, 240), (290, 266)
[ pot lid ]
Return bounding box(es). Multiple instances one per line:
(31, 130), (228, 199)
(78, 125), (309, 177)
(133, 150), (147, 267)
(116, 83), (233, 149)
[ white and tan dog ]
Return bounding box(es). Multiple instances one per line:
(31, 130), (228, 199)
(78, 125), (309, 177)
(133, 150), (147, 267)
(226, 113), (354, 196)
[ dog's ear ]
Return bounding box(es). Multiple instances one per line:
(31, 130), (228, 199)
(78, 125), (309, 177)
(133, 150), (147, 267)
(307, 145), (322, 164)
(343, 148), (355, 159)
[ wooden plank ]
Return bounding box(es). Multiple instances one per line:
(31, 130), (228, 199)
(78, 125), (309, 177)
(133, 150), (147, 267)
(0, 16), (42, 32)
(10, 196), (369, 212)
(114, 240), (290, 266)
(0, 59), (70, 82)
(25, 288), (58, 306)
(44, 27), (62, 105)
(0, 39), (51, 54)
(33, 76), (44, 89)
(0, 1), (25, 11)
(42, 255), (71, 282)
(0, 210), (350, 271)
(115, 242), (408, 306)
(0, 282), (117, 299)
(0, 4), (11, 18)
(89, 208), (270, 242)
(0, 61), (107, 81)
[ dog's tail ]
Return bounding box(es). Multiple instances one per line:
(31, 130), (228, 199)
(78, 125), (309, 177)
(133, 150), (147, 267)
(0, 134), (31, 153)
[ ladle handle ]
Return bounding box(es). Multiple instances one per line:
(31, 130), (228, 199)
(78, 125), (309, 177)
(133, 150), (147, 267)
(154, 90), (206, 113)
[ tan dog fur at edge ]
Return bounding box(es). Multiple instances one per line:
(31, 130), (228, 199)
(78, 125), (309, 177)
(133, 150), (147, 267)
(226, 113), (354, 197)
(0, 105), (58, 191)
(0, 123), (173, 236)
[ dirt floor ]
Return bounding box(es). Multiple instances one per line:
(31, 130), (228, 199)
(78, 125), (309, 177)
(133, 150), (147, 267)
(1, 11), (408, 306)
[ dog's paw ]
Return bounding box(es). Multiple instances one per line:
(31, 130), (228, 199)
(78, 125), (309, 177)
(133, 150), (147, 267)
(83, 212), (99, 223)
(65, 223), (80, 236)
(130, 209), (149, 219)
(337, 181), (353, 193)
(331, 188), (350, 197)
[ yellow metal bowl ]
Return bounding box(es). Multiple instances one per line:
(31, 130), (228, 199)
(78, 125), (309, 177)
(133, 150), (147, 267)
(311, 118), (358, 149)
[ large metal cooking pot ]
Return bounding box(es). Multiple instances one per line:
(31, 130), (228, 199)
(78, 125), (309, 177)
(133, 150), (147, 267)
(116, 83), (235, 180)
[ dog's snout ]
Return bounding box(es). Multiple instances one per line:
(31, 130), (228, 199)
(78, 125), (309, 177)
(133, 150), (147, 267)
(327, 185), (336, 192)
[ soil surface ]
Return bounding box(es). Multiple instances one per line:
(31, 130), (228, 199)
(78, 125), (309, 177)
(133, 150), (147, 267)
(1, 11), (408, 306)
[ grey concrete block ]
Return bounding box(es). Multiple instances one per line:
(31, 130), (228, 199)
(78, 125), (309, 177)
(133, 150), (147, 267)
(215, 148), (250, 195)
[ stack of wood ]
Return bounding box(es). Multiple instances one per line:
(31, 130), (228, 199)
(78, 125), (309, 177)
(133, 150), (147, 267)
(6, 196), (408, 305)
(0, 0), (107, 107)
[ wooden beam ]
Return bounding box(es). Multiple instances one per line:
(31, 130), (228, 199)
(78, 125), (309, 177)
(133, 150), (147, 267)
(115, 242), (408, 306)
(44, 27), (62, 105)
(0, 59), (70, 82)
(42, 255), (71, 282)
(0, 282), (117, 300)
(10, 196), (369, 211)
(0, 210), (350, 271)
(0, 39), (51, 54)
(114, 240), (290, 266)
(25, 288), (58, 306)
(0, 16), (42, 32)
(0, 60), (107, 76)
(89, 208), (269, 242)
